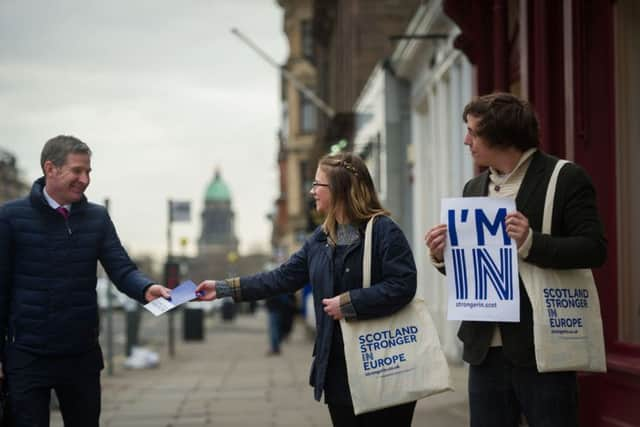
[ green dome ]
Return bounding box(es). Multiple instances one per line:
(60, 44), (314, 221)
(205, 170), (231, 201)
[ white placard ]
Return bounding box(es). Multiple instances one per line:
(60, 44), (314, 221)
(441, 197), (520, 322)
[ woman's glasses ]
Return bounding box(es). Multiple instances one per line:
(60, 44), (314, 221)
(311, 181), (330, 189)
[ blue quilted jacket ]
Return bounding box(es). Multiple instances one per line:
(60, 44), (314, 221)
(0, 177), (153, 357)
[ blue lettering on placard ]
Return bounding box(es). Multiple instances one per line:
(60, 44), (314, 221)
(452, 248), (468, 299)
(449, 206), (515, 303)
(448, 209), (458, 246)
(447, 208), (470, 247)
(472, 247), (513, 300)
(475, 208), (510, 246)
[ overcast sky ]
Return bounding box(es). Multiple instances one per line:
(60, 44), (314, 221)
(0, 0), (287, 261)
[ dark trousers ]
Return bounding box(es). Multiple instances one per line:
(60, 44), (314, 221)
(328, 401), (416, 427)
(468, 347), (578, 427)
(7, 370), (100, 427)
(4, 346), (102, 427)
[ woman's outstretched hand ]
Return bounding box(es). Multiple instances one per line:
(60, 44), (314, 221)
(196, 280), (217, 301)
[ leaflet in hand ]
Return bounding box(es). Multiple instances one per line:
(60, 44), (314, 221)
(143, 280), (199, 316)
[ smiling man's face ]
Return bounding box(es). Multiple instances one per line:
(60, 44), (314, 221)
(44, 152), (92, 205)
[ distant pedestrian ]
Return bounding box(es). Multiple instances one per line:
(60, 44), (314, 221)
(425, 92), (606, 427)
(0, 135), (171, 427)
(265, 293), (295, 356)
(197, 152), (418, 426)
(279, 293), (296, 341)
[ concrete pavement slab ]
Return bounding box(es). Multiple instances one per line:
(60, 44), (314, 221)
(48, 308), (469, 426)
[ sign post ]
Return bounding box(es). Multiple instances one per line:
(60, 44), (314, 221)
(166, 199), (191, 358)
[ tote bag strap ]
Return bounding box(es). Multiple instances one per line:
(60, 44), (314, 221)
(362, 215), (384, 289)
(542, 159), (569, 234)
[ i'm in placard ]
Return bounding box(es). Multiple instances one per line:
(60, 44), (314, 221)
(441, 197), (520, 322)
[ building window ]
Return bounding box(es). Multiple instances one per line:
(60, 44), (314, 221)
(300, 159), (310, 201)
(301, 20), (313, 61)
(615, 0), (640, 344)
(372, 133), (386, 198)
(300, 93), (316, 133)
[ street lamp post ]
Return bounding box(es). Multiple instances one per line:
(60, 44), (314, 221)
(165, 199), (191, 357)
(167, 199), (176, 358)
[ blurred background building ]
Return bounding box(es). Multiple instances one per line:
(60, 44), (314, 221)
(190, 169), (269, 282)
(198, 170), (238, 254)
(272, 0), (319, 260)
(0, 147), (28, 204)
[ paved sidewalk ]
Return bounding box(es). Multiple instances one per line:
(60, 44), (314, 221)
(50, 309), (469, 426)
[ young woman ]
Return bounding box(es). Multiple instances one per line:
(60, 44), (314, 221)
(196, 152), (418, 426)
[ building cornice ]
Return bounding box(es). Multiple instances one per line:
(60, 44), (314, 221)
(391, 0), (459, 80)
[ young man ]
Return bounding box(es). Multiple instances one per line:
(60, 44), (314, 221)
(425, 93), (606, 427)
(0, 135), (171, 427)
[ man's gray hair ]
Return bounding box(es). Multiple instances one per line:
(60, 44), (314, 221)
(40, 135), (92, 173)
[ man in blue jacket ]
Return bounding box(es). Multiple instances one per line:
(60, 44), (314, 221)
(0, 135), (171, 427)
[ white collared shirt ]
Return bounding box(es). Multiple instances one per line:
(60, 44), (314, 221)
(43, 187), (71, 213)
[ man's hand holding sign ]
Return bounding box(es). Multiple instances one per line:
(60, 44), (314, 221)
(504, 210), (530, 249)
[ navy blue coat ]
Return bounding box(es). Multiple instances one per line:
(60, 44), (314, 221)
(0, 178), (154, 359)
(235, 216), (417, 401)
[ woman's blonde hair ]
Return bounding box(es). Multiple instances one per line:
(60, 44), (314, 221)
(318, 152), (389, 244)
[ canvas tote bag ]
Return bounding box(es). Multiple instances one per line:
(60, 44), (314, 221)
(340, 216), (451, 415)
(518, 160), (606, 372)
